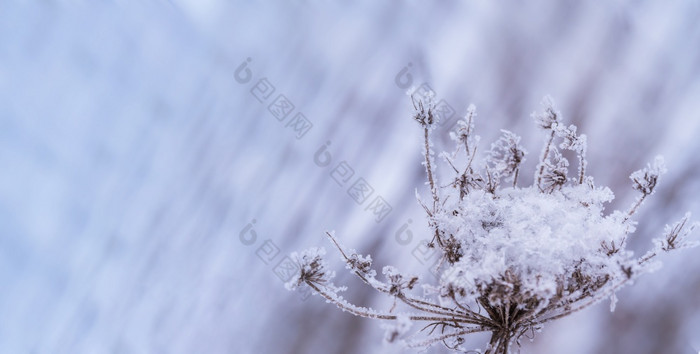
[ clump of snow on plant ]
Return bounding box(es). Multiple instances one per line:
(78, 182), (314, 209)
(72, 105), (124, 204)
(436, 183), (628, 309)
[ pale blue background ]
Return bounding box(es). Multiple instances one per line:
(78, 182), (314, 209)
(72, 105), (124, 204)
(1, 1), (699, 353)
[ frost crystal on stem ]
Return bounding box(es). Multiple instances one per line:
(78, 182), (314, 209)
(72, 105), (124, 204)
(285, 96), (698, 353)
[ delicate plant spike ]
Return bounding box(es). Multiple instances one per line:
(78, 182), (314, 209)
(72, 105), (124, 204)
(285, 97), (698, 353)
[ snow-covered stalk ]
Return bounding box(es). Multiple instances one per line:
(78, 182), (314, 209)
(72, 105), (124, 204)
(577, 137), (587, 184)
(533, 96), (560, 192)
(536, 130), (556, 191)
(412, 95), (439, 213)
(285, 96), (698, 353)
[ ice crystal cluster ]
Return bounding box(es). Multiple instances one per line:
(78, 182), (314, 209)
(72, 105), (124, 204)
(285, 96), (698, 353)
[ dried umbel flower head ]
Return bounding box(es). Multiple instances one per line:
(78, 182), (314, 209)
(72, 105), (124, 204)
(285, 96), (698, 353)
(285, 248), (345, 294)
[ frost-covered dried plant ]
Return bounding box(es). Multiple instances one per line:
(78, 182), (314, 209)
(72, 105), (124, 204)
(285, 96), (698, 353)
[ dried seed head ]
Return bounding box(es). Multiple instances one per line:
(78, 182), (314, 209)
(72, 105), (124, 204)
(412, 96), (436, 127)
(285, 247), (335, 290)
(539, 147), (569, 193)
(532, 95), (560, 130)
(630, 155), (666, 196)
(487, 129), (527, 182)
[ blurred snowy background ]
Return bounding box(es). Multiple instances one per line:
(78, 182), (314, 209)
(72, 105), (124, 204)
(1, 1), (699, 353)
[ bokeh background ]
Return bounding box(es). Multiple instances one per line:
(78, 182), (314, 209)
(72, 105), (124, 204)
(1, 1), (699, 353)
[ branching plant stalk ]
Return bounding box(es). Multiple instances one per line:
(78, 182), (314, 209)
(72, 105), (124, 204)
(286, 97), (697, 353)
